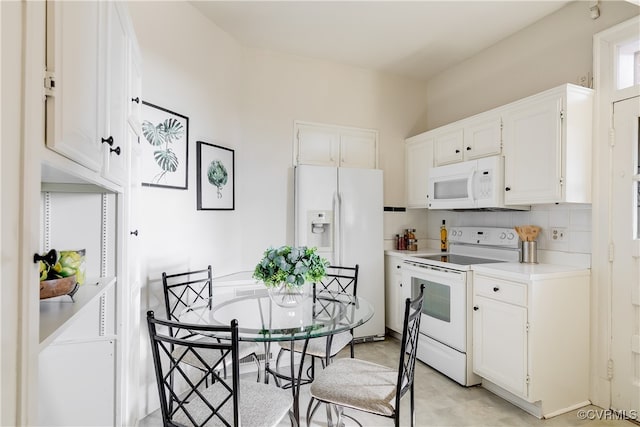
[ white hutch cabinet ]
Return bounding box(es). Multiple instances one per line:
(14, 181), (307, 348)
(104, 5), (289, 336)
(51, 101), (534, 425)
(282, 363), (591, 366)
(14, 1), (141, 425)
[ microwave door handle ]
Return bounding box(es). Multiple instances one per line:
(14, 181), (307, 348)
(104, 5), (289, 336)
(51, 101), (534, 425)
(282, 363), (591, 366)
(467, 169), (476, 203)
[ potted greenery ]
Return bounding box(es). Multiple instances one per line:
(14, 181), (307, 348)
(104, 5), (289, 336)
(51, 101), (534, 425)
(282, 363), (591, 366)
(253, 245), (329, 307)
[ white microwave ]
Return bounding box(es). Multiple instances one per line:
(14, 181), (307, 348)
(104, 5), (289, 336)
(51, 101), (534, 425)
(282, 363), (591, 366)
(427, 156), (528, 210)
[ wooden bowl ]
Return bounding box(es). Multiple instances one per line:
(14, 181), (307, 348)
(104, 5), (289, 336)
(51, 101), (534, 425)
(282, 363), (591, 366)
(40, 275), (78, 300)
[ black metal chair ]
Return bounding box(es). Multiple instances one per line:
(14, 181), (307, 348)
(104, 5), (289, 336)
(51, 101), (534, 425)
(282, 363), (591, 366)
(146, 311), (294, 427)
(306, 284), (425, 427)
(162, 266), (260, 380)
(274, 265), (359, 385)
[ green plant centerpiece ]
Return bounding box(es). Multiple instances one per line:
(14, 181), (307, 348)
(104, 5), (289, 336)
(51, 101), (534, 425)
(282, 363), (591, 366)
(253, 245), (329, 307)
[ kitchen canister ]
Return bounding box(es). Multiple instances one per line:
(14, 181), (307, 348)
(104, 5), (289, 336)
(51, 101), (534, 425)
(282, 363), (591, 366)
(519, 240), (538, 264)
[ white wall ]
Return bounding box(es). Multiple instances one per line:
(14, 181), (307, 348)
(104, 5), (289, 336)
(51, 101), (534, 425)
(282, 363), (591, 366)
(412, 0), (638, 259)
(421, 0), (639, 130)
(239, 49), (429, 262)
(127, 1), (429, 417)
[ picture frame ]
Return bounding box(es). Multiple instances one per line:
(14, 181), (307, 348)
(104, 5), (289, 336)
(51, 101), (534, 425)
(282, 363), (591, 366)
(196, 141), (235, 211)
(140, 101), (189, 190)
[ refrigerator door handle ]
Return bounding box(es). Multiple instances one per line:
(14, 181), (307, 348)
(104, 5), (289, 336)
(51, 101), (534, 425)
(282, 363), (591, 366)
(334, 191), (342, 265)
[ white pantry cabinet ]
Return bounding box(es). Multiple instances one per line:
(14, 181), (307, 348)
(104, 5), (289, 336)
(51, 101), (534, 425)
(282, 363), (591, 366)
(384, 255), (404, 334)
(46, 1), (138, 187)
(502, 84), (593, 204)
(294, 121), (378, 169)
(472, 265), (590, 418)
(405, 132), (434, 208)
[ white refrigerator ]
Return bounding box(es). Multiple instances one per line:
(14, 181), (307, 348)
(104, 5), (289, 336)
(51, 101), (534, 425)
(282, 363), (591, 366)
(294, 165), (385, 340)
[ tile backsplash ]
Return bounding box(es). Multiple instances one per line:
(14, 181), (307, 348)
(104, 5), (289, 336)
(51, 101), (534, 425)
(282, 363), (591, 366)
(384, 204), (592, 254)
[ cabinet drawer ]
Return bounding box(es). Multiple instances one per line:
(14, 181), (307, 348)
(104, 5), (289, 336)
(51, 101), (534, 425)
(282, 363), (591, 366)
(474, 275), (527, 306)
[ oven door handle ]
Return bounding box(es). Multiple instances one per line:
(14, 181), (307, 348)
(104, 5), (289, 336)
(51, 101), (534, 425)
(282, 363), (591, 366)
(402, 263), (465, 281)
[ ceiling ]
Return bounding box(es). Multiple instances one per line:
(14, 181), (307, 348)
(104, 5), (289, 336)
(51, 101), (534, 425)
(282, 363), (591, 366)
(190, 1), (573, 82)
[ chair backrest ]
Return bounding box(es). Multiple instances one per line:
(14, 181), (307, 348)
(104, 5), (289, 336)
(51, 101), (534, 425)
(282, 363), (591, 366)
(314, 264), (359, 298)
(395, 284), (424, 408)
(162, 266), (213, 322)
(312, 265), (359, 324)
(147, 310), (241, 427)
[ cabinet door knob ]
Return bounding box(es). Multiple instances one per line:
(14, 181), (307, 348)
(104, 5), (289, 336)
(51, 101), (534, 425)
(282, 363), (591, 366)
(130, 230), (139, 236)
(466, 146), (471, 151)
(110, 146), (121, 156)
(396, 265), (401, 269)
(101, 136), (114, 146)
(473, 305), (479, 311)
(131, 97), (140, 104)
(505, 187), (511, 191)
(33, 250), (57, 265)
(493, 286), (500, 292)
(455, 149), (460, 154)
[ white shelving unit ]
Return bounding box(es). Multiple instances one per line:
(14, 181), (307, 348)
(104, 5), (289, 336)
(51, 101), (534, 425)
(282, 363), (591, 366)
(39, 276), (116, 349)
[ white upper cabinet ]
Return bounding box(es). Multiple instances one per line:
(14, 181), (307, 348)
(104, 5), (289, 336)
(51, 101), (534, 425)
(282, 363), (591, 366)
(295, 122), (378, 169)
(433, 113), (502, 166)
(405, 132), (434, 208)
(296, 123), (340, 166)
(502, 84), (593, 204)
(102, 3), (129, 185)
(433, 128), (464, 165)
(45, 0), (106, 173)
(339, 130), (377, 169)
(462, 114), (502, 160)
(45, 1), (139, 188)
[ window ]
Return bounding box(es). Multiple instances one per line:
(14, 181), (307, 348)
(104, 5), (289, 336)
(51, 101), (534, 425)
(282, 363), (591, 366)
(616, 38), (640, 90)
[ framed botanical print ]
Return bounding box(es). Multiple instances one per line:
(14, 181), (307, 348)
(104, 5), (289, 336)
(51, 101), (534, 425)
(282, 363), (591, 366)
(140, 101), (189, 189)
(196, 141), (235, 210)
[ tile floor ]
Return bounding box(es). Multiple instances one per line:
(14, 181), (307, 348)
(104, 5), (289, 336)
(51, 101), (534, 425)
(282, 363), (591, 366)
(139, 338), (636, 426)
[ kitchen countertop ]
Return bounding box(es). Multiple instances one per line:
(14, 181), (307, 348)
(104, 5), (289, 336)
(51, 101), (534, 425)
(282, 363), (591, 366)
(472, 262), (590, 281)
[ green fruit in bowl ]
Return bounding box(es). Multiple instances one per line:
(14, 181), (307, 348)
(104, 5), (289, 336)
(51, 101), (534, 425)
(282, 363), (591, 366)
(39, 262), (49, 281)
(58, 266), (76, 278)
(59, 249), (86, 285)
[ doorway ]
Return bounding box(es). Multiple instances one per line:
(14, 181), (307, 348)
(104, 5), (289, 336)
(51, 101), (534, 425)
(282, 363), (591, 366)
(610, 95), (640, 416)
(593, 15), (640, 417)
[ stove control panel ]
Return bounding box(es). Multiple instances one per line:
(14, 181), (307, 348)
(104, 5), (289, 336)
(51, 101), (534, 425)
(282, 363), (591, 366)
(448, 227), (518, 248)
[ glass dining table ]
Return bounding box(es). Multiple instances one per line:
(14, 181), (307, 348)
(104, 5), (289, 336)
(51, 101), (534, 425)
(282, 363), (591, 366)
(179, 286), (374, 424)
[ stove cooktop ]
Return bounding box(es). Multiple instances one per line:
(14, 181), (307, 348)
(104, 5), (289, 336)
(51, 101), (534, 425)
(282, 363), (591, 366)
(414, 254), (506, 266)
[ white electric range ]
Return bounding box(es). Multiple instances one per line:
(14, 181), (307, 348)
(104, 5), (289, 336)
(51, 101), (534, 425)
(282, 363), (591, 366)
(402, 226), (519, 386)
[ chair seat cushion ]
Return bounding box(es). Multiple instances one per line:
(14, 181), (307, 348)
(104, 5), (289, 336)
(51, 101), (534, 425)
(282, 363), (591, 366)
(174, 380), (292, 426)
(309, 358), (398, 417)
(279, 331), (353, 358)
(174, 338), (260, 371)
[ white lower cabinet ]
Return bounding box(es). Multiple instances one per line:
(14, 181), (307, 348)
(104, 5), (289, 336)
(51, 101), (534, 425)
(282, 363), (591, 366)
(38, 280), (117, 426)
(473, 294), (527, 397)
(472, 267), (590, 418)
(384, 255), (404, 334)
(39, 340), (115, 426)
